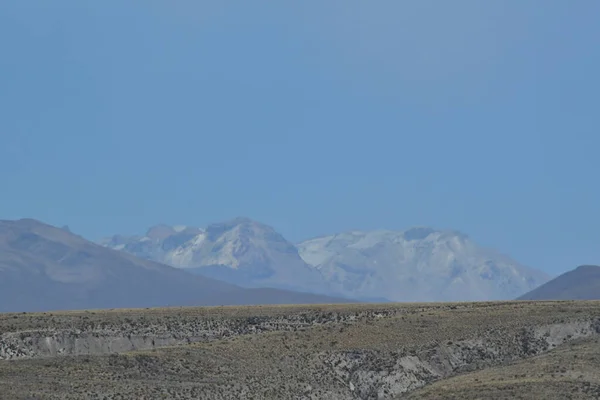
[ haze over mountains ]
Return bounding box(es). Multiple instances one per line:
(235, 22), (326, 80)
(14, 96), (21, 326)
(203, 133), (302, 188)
(0, 219), (347, 313)
(102, 217), (550, 302)
(298, 228), (550, 302)
(0, 216), (557, 313)
(101, 218), (330, 295)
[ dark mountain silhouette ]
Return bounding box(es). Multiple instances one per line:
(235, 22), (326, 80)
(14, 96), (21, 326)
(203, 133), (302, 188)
(0, 219), (348, 313)
(517, 265), (600, 300)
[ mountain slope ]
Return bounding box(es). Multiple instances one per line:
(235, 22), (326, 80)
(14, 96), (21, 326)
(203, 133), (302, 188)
(0, 219), (347, 313)
(297, 228), (550, 302)
(102, 218), (332, 295)
(103, 220), (550, 302)
(517, 265), (600, 300)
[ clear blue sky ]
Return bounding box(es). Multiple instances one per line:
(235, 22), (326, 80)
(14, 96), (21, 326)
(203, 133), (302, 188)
(1, 1), (599, 276)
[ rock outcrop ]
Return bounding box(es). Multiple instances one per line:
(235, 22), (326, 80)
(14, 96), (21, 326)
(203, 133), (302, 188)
(1, 302), (600, 399)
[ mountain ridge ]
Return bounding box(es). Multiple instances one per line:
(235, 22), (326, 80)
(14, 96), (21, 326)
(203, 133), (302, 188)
(102, 218), (550, 302)
(0, 218), (349, 312)
(517, 265), (600, 300)
(102, 218), (333, 296)
(297, 228), (549, 302)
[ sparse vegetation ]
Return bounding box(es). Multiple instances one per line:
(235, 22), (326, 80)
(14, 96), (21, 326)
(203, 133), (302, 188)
(405, 337), (600, 399)
(1, 301), (600, 399)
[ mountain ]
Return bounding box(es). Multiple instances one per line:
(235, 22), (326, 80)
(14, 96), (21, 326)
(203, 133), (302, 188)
(102, 218), (333, 295)
(0, 219), (348, 313)
(297, 228), (550, 302)
(517, 265), (600, 300)
(103, 220), (550, 302)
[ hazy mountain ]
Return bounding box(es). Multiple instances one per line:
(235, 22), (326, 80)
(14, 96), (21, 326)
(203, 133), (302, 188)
(103, 220), (550, 302)
(297, 228), (550, 302)
(101, 217), (332, 295)
(517, 265), (600, 300)
(0, 219), (348, 313)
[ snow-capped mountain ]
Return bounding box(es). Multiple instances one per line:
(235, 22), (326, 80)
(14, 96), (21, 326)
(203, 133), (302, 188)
(0, 218), (346, 313)
(297, 227), (550, 302)
(101, 218), (332, 295)
(102, 220), (550, 302)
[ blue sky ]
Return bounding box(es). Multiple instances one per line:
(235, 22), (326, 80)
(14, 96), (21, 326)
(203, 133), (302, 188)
(1, 1), (599, 275)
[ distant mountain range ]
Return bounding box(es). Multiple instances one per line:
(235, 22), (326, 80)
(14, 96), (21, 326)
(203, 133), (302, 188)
(0, 219), (348, 313)
(518, 265), (600, 300)
(298, 228), (550, 302)
(0, 216), (556, 313)
(101, 218), (331, 295)
(101, 218), (551, 302)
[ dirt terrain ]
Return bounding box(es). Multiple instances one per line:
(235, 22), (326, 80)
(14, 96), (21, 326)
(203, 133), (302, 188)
(405, 336), (600, 399)
(1, 301), (599, 399)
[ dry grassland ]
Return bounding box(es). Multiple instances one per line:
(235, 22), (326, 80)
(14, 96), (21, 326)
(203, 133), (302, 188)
(0, 301), (599, 399)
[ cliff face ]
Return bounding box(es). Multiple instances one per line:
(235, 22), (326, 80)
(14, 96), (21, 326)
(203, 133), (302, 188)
(322, 320), (600, 398)
(1, 302), (600, 399)
(0, 310), (366, 360)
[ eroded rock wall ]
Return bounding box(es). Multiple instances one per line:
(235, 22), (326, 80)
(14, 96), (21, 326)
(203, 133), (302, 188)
(316, 319), (600, 398)
(0, 309), (388, 360)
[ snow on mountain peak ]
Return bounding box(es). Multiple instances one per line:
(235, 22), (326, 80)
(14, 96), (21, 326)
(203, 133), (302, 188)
(102, 220), (550, 302)
(102, 217), (331, 295)
(296, 227), (549, 302)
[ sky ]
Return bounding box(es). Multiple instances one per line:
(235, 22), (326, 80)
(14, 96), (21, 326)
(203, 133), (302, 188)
(1, 1), (599, 276)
